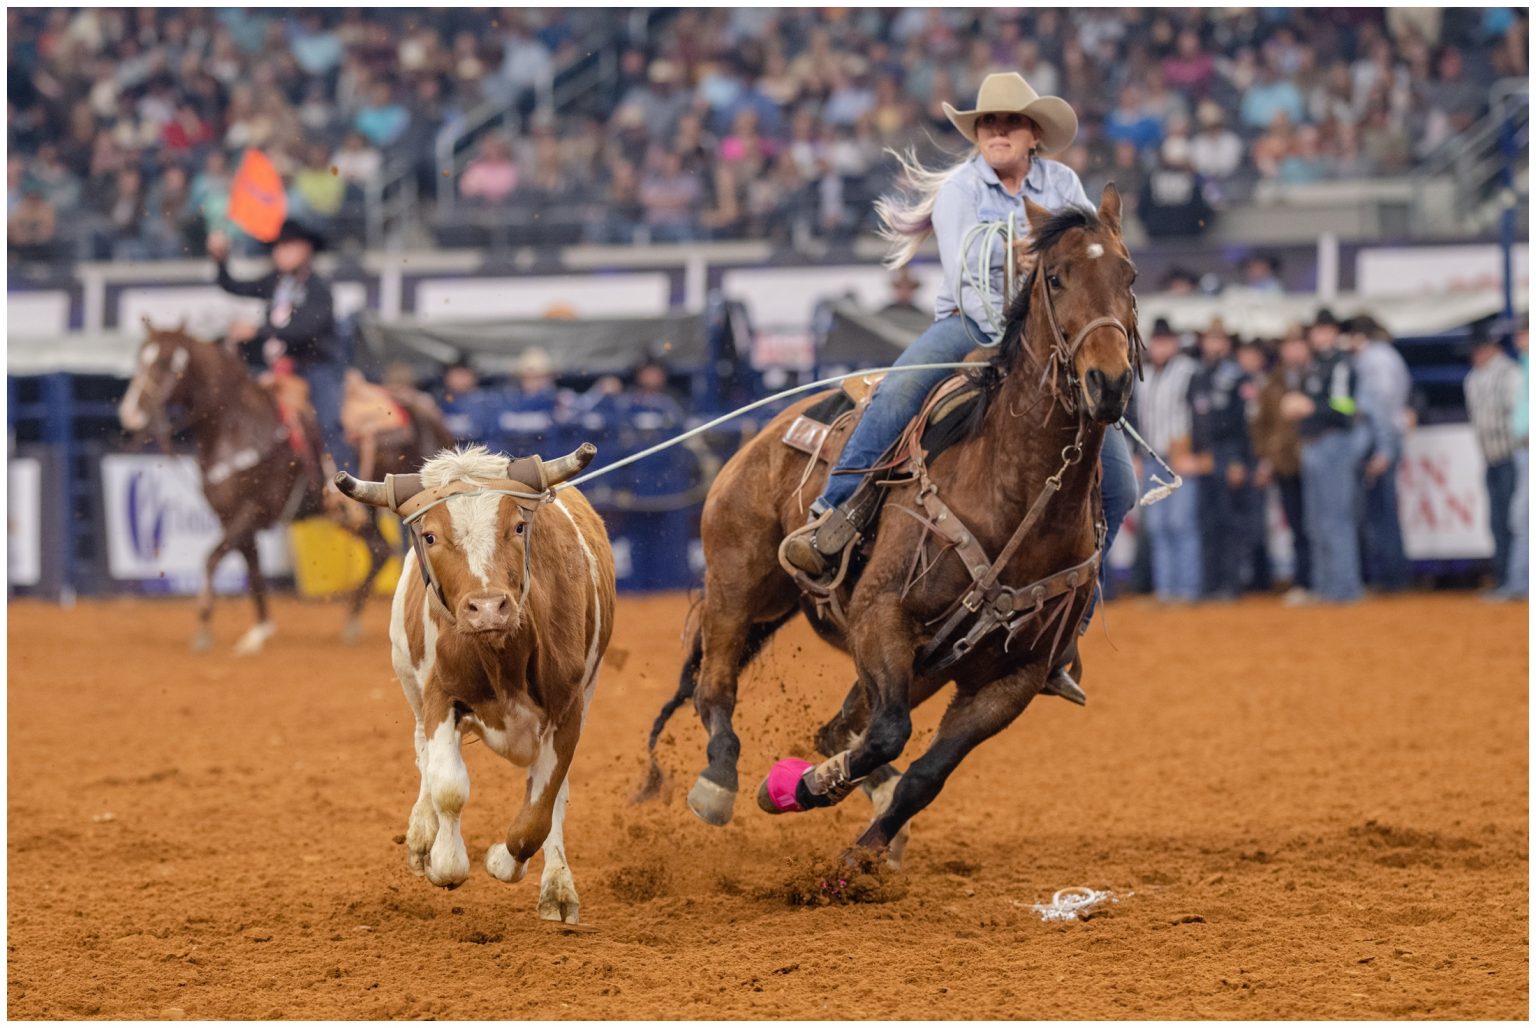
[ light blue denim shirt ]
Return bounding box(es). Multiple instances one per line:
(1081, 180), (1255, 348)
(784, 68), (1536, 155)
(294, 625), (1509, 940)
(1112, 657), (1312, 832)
(931, 152), (1094, 343)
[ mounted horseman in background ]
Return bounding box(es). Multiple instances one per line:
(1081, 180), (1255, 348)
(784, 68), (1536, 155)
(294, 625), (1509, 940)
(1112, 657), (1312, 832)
(209, 219), (356, 496)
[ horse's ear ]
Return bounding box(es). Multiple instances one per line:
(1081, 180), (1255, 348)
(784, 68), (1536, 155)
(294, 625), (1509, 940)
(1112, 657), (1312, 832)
(1098, 183), (1123, 237)
(141, 315), (155, 334)
(176, 316), (188, 334)
(1023, 198), (1054, 236)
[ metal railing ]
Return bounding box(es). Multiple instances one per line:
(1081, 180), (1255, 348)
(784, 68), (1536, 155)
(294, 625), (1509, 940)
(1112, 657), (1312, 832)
(1411, 78), (1528, 236)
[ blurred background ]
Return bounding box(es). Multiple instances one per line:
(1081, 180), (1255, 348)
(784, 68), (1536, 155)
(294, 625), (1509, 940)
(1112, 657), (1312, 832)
(5, 6), (1530, 601)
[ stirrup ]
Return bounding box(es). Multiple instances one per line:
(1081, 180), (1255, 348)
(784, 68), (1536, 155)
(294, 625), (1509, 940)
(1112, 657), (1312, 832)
(779, 505), (860, 581)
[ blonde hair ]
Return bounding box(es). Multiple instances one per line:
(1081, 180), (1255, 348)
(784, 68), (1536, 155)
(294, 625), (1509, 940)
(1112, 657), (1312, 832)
(873, 147), (976, 270)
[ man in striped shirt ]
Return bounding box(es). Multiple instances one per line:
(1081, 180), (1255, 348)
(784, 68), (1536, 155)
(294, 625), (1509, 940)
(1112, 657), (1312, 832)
(1132, 318), (1202, 603)
(1464, 331), (1522, 593)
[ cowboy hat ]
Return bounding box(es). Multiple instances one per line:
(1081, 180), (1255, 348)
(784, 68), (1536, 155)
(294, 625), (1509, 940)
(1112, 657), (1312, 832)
(270, 218), (327, 253)
(942, 72), (1078, 154)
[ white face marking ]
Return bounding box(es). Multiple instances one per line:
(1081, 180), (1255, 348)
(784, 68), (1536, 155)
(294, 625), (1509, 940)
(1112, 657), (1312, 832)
(1086, 243), (1104, 259)
(170, 347), (189, 373)
(141, 343), (161, 366)
(447, 493), (505, 590)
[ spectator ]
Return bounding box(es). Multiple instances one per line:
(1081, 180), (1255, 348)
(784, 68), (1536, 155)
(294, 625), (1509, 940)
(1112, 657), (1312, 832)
(141, 163), (194, 258)
(639, 148), (701, 243)
(438, 360), (501, 445)
(623, 356), (685, 432)
(1105, 84), (1164, 153)
(331, 131), (382, 190)
(1138, 135), (1213, 238)
(1285, 309), (1362, 605)
(1188, 320), (1254, 600)
(584, 157), (642, 244)
(1347, 316), (1412, 592)
(1163, 27), (1216, 97)
(1241, 61), (1305, 132)
(1240, 253), (1285, 293)
(1133, 318), (1203, 604)
(8, 188), (58, 261)
(1497, 319), (1529, 601)
(1277, 124), (1327, 184)
(1464, 329), (1522, 595)
(162, 101), (212, 152)
(1189, 100), (1243, 179)
(293, 142), (345, 222)
(1253, 329), (1315, 600)
(1161, 266), (1201, 294)
(498, 347), (569, 449)
(458, 135), (518, 205)
(101, 166), (147, 259)
(354, 80), (409, 150)
(878, 267), (925, 318)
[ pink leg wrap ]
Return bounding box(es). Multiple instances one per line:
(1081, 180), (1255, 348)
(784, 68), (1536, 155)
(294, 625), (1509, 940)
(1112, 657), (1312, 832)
(756, 758), (814, 814)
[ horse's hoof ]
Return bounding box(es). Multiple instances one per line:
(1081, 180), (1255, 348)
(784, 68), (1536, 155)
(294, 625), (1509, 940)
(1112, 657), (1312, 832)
(233, 622), (276, 656)
(340, 618), (363, 646)
(686, 775), (737, 826)
(190, 629), (214, 653)
(755, 758), (814, 815)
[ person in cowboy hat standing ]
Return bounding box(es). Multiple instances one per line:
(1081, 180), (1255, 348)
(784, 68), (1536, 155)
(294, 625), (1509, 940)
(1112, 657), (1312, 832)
(209, 219), (355, 478)
(780, 71), (1140, 703)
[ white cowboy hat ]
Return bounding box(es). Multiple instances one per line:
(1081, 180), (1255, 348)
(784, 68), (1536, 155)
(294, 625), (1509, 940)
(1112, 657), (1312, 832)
(943, 72), (1079, 155)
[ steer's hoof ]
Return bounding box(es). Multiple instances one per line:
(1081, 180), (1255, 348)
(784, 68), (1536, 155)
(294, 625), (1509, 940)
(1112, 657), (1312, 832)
(686, 775), (736, 826)
(756, 758), (814, 815)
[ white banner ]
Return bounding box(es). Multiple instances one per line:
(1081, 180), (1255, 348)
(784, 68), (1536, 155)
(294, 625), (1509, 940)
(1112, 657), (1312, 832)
(8, 457), (42, 587)
(1357, 243), (1528, 297)
(414, 273), (672, 322)
(1397, 424), (1496, 560)
(99, 455), (291, 592)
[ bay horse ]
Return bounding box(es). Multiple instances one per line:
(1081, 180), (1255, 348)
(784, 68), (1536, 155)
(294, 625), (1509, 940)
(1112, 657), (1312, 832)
(646, 188), (1140, 865)
(117, 321), (451, 653)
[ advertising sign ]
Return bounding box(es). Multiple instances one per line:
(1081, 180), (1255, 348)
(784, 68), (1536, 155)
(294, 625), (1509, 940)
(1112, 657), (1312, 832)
(99, 454), (290, 593)
(8, 456), (42, 587)
(1397, 424), (1496, 560)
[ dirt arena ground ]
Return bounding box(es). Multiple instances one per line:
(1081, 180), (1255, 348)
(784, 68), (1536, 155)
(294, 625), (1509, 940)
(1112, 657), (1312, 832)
(7, 591), (1528, 1019)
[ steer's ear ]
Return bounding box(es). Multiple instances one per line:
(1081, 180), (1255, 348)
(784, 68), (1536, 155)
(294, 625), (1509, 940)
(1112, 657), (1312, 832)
(544, 442), (598, 486)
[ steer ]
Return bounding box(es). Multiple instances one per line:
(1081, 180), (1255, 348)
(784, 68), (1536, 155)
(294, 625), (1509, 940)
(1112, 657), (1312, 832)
(338, 443), (615, 923)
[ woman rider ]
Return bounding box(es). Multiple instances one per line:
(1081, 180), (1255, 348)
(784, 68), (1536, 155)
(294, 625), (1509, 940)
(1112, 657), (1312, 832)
(780, 72), (1139, 703)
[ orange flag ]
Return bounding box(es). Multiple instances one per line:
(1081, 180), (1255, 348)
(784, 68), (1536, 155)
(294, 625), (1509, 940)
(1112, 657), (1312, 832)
(227, 149), (286, 243)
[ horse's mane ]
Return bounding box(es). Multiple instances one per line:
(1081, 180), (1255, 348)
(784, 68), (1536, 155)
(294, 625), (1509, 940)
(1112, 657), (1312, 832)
(963, 205), (1102, 436)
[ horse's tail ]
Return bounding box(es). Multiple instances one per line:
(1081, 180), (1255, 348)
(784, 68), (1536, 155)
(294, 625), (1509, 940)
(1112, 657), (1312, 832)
(633, 605), (796, 803)
(633, 622), (704, 803)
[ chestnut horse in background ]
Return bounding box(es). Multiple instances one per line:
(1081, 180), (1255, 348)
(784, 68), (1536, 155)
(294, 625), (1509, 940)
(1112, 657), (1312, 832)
(117, 322), (450, 653)
(645, 189), (1142, 865)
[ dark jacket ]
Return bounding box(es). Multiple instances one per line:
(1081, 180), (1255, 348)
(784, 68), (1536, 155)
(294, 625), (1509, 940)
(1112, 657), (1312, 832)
(215, 262), (337, 369)
(1188, 356), (1252, 466)
(1298, 349), (1357, 439)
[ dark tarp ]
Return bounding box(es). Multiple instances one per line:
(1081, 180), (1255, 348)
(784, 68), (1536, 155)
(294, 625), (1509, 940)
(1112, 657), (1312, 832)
(818, 299), (928, 367)
(354, 311), (709, 376)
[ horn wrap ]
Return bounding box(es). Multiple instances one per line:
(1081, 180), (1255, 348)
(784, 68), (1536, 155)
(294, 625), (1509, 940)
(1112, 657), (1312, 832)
(544, 442), (598, 486)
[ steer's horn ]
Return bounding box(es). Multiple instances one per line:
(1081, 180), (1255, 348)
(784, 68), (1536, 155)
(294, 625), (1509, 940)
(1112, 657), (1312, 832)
(544, 442), (598, 486)
(334, 471), (390, 507)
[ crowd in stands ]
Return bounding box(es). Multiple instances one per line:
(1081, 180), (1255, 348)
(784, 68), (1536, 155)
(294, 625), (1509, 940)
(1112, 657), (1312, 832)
(1123, 308), (1529, 604)
(8, 7), (1528, 262)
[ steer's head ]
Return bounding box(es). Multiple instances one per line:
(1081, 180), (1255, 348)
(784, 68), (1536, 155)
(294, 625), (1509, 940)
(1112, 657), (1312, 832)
(336, 444), (595, 639)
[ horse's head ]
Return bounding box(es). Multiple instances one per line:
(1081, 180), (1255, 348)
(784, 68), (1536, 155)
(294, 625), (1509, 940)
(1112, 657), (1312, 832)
(118, 318), (202, 437)
(1017, 186), (1141, 424)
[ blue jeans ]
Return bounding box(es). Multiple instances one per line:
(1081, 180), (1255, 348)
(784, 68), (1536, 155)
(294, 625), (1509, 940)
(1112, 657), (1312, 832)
(302, 362), (356, 474)
(1506, 447), (1528, 596)
(1301, 430), (1362, 603)
(816, 314), (988, 512)
(1143, 465), (1202, 601)
(1362, 453), (1410, 591)
(1485, 458), (1517, 589)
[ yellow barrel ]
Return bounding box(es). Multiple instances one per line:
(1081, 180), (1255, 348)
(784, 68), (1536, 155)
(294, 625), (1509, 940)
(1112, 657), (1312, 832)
(289, 514), (402, 597)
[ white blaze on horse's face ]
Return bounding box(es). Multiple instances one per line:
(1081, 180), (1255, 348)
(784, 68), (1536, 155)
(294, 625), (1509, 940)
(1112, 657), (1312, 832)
(118, 343), (162, 433)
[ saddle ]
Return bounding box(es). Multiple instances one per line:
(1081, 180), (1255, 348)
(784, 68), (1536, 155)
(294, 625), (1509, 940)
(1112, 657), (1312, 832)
(781, 372), (981, 477)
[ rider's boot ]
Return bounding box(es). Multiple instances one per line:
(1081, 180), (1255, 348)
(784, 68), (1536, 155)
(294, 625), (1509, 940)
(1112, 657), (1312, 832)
(780, 502), (863, 581)
(1042, 636), (1087, 706)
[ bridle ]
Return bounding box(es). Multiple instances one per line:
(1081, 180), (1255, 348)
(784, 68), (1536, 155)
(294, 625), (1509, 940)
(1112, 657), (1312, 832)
(395, 479), (553, 624)
(1030, 253), (1141, 417)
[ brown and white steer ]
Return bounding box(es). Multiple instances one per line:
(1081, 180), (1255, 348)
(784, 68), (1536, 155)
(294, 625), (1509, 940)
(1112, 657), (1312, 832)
(337, 444), (615, 922)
